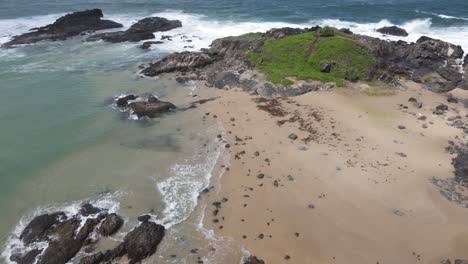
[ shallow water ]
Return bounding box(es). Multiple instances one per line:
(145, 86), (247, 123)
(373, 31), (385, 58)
(1, 1), (468, 263)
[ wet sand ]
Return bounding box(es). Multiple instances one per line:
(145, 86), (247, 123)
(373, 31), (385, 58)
(197, 80), (468, 264)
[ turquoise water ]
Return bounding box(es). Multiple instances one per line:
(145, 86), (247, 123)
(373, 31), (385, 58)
(0, 1), (467, 263)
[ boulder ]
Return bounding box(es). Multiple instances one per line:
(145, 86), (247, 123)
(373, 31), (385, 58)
(88, 17), (181, 43)
(141, 41), (164, 49)
(80, 221), (165, 264)
(2, 9), (122, 48)
(19, 212), (65, 245)
(79, 203), (102, 216)
(319, 60), (337, 73)
(97, 213), (123, 236)
(127, 17), (182, 34)
(142, 52), (215, 76)
(116, 94), (138, 107)
(376, 26), (409, 37)
(123, 221), (165, 262)
(129, 97), (176, 118)
(10, 249), (42, 264)
(38, 216), (103, 264)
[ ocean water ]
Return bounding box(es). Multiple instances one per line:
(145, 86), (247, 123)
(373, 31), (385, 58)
(0, 0), (467, 263)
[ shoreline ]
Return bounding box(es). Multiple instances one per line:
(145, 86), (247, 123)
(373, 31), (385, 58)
(194, 80), (468, 263)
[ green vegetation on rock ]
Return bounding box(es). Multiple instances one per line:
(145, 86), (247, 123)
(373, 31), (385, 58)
(247, 28), (376, 85)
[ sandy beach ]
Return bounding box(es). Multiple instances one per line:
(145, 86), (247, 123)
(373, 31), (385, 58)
(195, 80), (468, 264)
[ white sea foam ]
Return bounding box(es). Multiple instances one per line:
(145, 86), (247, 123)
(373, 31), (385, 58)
(157, 124), (225, 228)
(1, 192), (122, 264)
(416, 10), (468, 21)
(311, 18), (468, 54)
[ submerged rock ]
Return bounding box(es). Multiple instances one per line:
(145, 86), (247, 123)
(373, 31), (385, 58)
(2, 9), (123, 48)
(141, 41), (164, 49)
(376, 26), (409, 37)
(129, 97), (176, 118)
(88, 17), (181, 43)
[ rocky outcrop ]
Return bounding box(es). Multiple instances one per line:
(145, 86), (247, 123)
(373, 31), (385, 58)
(453, 148), (468, 186)
(79, 216), (165, 264)
(97, 213), (124, 236)
(364, 35), (465, 92)
(88, 17), (181, 43)
(9, 204), (165, 264)
(9, 204), (112, 264)
(142, 52), (215, 76)
(376, 26), (409, 37)
(141, 26), (466, 97)
(2, 9), (122, 48)
(114, 94), (176, 118)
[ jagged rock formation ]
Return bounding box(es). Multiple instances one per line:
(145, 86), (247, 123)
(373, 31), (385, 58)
(88, 17), (182, 43)
(8, 205), (165, 264)
(376, 26), (409, 37)
(142, 27), (467, 97)
(2, 9), (122, 48)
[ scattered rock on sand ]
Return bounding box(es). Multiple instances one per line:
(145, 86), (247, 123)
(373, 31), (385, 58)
(288, 133), (298, 140)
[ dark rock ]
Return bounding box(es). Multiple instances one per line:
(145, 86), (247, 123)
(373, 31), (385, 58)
(137, 215), (151, 222)
(209, 71), (240, 89)
(10, 249), (42, 264)
(123, 221), (165, 263)
(244, 255), (265, 264)
(2, 9), (123, 48)
(116, 94), (138, 107)
(398, 125), (406, 130)
(88, 17), (181, 43)
(455, 260), (468, 264)
(129, 98), (176, 118)
(408, 97), (422, 108)
(19, 212), (65, 245)
(434, 104), (449, 115)
(288, 133), (298, 140)
(97, 213), (123, 236)
(175, 76), (191, 83)
(448, 96), (459, 103)
(319, 60), (332, 73)
(142, 52), (215, 76)
(38, 216), (103, 264)
(376, 26), (409, 37)
(453, 148), (468, 186)
(79, 203), (102, 216)
(141, 41), (164, 49)
(127, 17), (181, 34)
(339, 28), (353, 35)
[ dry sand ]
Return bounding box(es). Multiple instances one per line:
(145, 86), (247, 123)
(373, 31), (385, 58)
(193, 80), (468, 264)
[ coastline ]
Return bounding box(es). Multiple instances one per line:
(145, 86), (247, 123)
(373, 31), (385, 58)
(194, 80), (468, 263)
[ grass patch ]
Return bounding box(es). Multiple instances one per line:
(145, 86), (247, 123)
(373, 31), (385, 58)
(246, 29), (375, 85)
